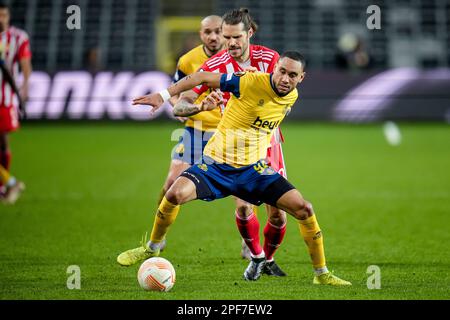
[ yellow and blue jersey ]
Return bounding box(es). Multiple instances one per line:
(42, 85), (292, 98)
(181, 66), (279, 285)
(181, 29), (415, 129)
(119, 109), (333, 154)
(203, 72), (298, 167)
(174, 45), (222, 131)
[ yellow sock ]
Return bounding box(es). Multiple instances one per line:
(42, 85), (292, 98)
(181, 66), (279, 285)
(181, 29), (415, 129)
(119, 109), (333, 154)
(0, 164), (11, 185)
(298, 214), (326, 269)
(150, 196), (180, 243)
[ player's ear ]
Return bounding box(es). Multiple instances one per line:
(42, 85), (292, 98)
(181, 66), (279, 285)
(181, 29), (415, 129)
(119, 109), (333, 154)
(298, 72), (306, 83)
(248, 28), (254, 39)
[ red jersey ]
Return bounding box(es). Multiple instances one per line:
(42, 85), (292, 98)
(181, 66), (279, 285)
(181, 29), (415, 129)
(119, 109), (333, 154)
(0, 26), (32, 109)
(193, 45), (279, 107)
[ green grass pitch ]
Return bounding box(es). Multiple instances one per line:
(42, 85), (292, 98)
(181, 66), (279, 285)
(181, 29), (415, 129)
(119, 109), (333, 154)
(0, 122), (449, 300)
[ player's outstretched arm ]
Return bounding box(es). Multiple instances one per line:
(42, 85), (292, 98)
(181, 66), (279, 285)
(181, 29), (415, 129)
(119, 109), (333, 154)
(132, 72), (222, 114)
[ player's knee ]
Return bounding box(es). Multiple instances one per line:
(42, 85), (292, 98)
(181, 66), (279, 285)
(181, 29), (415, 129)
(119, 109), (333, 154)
(235, 202), (253, 218)
(268, 207), (287, 227)
(165, 187), (186, 205)
(292, 199), (314, 220)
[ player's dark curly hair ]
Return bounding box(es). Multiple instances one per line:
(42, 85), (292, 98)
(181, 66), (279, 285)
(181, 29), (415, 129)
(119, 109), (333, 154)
(222, 8), (258, 33)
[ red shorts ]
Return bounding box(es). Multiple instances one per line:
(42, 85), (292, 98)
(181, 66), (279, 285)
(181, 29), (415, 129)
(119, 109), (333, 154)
(266, 128), (287, 178)
(0, 105), (20, 133)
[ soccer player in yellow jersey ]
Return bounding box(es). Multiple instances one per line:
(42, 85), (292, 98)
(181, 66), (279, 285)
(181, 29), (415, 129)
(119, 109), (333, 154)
(155, 15), (223, 250)
(128, 51), (351, 285)
(161, 15), (223, 205)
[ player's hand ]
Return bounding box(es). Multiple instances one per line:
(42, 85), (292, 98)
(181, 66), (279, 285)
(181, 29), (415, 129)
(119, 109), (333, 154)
(17, 91), (26, 119)
(132, 93), (164, 113)
(200, 90), (223, 111)
(19, 84), (29, 103)
(244, 66), (258, 73)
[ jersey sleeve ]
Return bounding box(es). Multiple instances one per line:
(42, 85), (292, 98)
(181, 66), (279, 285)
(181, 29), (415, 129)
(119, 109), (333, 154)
(219, 73), (241, 98)
(17, 37), (32, 60)
(173, 57), (189, 83)
(173, 65), (187, 83)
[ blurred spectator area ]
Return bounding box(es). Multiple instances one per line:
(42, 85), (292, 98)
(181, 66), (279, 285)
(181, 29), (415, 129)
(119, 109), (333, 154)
(8, 0), (450, 72)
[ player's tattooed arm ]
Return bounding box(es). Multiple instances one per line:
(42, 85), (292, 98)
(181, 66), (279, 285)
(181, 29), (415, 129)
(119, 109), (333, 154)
(173, 90), (223, 116)
(173, 89), (200, 116)
(173, 98), (201, 116)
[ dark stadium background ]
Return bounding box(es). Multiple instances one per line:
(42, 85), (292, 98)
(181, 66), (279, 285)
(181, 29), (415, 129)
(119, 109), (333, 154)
(8, 0), (450, 122)
(1, 0), (449, 301)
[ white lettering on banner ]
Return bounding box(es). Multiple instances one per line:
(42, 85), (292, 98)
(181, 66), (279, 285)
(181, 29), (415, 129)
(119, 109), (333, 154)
(88, 72), (134, 119)
(47, 72), (92, 119)
(25, 71), (172, 120)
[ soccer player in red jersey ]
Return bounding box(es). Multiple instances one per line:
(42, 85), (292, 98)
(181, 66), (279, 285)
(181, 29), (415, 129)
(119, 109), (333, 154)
(0, 3), (30, 204)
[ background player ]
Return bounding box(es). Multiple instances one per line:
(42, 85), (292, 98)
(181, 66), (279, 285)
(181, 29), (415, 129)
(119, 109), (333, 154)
(0, 2), (30, 204)
(171, 8), (289, 275)
(130, 51), (351, 285)
(161, 15), (223, 199)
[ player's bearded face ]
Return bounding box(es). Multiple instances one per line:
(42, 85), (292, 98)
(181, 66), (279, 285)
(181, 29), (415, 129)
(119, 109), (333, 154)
(200, 21), (223, 54)
(222, 23), (251, 60)
(272, 58), (305, 95)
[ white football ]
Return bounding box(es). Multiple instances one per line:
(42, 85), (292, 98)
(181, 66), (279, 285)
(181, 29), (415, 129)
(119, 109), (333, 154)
(137, 257), (176, 292)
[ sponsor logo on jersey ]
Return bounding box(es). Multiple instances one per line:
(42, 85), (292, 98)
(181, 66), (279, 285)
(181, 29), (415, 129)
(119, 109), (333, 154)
(251, 116), (280, 130)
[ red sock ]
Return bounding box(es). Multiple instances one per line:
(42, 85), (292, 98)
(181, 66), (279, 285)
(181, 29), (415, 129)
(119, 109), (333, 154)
(235, 211), (263, 256)
(0, 150), (11, 171)
(263, 222), (286, 261)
